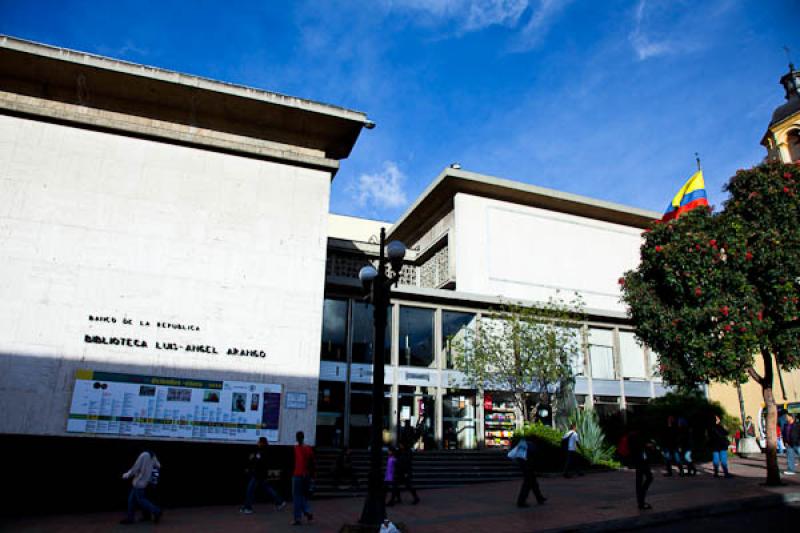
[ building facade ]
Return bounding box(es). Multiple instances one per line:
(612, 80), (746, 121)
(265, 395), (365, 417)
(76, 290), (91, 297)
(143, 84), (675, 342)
(0, 36), (670, 512)
(317, 169), (668, 450)
(0, 36), (370, 512)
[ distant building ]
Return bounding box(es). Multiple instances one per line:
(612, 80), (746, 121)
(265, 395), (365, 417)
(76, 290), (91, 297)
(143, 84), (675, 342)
(762, 62), (800, 163)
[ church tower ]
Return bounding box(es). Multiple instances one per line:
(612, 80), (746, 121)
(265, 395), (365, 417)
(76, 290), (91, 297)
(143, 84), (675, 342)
(762, 62), (800, 163)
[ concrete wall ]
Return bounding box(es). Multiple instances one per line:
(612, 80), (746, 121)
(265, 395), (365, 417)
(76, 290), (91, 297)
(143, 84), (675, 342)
(0, 114), (330, 445)
(453, 193), (643, 313)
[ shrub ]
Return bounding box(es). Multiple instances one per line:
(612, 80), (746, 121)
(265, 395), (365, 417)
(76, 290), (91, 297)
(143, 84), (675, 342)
(625, 391), (738, 462)
(569, 409), (617, 465)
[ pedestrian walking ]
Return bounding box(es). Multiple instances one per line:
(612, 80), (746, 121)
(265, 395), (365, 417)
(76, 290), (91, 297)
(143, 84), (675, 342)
(332, 446), (359, 488)
(661, 416), (680, 476)
(291, 431), (315, 525)
(120, 450), (162, 525)
(781, 413), (800, 476)
(385, 446), (400, 506)
(240, 436), (286, 514)
(394, 441), (420, 504)
(510, 436), (546, 508)
(710, 415), (733, 478)
(677, 417), (696, 476)
(628, 429), (654, 510)
(562, 423), (583, 477)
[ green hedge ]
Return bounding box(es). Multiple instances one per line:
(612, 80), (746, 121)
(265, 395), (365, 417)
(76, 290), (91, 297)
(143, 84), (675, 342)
(512, 422), (621, 471)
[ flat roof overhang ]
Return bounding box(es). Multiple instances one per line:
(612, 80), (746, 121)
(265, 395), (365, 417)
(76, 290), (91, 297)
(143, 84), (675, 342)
(388, 168), (661, 245)
(0, 35), (370, 170)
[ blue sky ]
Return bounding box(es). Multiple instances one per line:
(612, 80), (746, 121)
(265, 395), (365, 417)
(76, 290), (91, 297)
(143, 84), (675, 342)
(1, 0), (797, 222)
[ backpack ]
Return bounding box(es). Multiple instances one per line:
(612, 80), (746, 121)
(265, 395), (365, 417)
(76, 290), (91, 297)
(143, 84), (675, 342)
(561, 431), (573, 451)
(148, 452), (160, 486)
(617, 434), (630, 458)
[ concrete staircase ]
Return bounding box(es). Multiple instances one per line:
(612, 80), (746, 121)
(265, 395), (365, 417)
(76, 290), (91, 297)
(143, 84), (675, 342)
(313, 448), (520, 498)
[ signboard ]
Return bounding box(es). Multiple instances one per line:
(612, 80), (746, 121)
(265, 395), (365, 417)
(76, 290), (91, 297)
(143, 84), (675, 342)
(286, 392), (307, 409)
(66, 369), (281, 442)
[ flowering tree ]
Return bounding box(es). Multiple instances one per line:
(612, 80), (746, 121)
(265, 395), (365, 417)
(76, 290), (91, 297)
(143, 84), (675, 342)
(452, 294), (585, 428)
(620, 162), (800, 485)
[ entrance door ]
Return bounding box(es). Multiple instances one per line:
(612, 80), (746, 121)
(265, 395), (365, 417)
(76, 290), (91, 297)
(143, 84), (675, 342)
(397, 385), (436, 450)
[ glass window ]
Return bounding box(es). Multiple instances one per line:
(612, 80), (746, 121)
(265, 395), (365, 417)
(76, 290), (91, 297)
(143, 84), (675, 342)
(321, 298), (347, 362)
(589, 328), (616, 380)
(399, 306), (435, 368)
(351, 302), (391, 365)
(443, 390), (477, 450)
(648, 349), (660, 380)
(442, 311), (476, 369)
(619, 331), (646, 378)
(349, 383), (391, 449)
(316, 381), (345, 447)
(560, 326), (585, 376)
(593, 395), (620, 420)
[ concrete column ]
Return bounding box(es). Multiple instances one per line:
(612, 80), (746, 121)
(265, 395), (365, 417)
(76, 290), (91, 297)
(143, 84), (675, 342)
(583, 324), (594, 409)
(344, 298), (354, 447)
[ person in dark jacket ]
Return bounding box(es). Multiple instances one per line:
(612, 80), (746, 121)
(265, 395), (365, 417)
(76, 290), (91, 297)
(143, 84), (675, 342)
(710, 415), (732, 478)
(332, 447), (359, 488)
(628, 429), (654, 510)
(240, 437), (286, 514)
(781, 413), (800, 475)
(393, 441), (420, 504)
(515, 437), (547, 508)
(676, 417), (696, 476)
(661, 416), (680, 476)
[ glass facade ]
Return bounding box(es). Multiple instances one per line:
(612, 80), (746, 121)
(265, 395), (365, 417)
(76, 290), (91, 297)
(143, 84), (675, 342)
(398, 306), (435, 368)
(316, 295), (664, 450)
(352, 301), (391, 365)
(320, 298), (348, 362)
(442, 311), (476, 369)
(589, 328), (616, 380)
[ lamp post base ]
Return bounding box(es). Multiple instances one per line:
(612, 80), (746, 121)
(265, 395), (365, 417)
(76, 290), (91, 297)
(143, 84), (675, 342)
(339, 522), (409, 533)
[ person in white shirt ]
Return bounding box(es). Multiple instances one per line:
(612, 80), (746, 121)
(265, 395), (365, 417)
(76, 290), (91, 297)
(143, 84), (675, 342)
(562, 424), (583, 478)
(120, 450), (162, 525)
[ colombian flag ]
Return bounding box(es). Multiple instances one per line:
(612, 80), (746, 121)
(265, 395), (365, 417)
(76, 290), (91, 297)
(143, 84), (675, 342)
(662, 170), (709, 221)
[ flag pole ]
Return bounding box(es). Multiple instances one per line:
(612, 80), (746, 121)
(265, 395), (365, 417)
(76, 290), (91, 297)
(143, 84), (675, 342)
(695, 152), (702, 171)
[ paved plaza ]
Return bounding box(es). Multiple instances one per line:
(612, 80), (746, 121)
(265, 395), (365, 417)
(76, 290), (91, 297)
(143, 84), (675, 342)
(5, 457), (800, 532)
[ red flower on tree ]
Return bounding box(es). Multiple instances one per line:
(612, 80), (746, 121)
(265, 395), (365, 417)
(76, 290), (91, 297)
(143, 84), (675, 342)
(694, 287), (702, 296)
(655, 245), (663, 252)
(746, 251), (754, 261)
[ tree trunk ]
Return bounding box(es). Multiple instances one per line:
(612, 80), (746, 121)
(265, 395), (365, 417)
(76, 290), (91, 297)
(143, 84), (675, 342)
(760, 351), (782, 486)
(515, 391), (528, 431)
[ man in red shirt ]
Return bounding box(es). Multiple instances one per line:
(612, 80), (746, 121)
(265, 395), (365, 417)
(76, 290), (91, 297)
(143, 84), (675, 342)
(291, 431), (315, 525)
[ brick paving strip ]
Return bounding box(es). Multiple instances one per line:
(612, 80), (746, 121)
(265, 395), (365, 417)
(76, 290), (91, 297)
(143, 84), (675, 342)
(5, 457), (799, 533)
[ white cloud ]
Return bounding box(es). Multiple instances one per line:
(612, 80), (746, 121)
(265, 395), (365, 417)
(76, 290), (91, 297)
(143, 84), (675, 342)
(390, 0), (570, 46)
(628, 0), (734, 61)
(629, 0), (674, 60)
(511, 0), (572, 52)
(353, 161), (409, 209)
(395, 0), (528, 31)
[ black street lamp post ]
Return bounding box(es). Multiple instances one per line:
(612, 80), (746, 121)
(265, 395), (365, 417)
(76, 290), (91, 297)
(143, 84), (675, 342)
(357, 228), (406, 527)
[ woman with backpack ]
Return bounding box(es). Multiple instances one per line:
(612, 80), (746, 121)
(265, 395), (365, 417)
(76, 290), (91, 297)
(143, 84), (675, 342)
(120, 450), (162, 525)
(710, 415), (733, 478)
(562, 423), (583, 478)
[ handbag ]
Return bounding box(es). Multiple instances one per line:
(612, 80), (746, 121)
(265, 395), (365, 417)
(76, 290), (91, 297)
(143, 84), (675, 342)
(507, 439), (528, 460)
